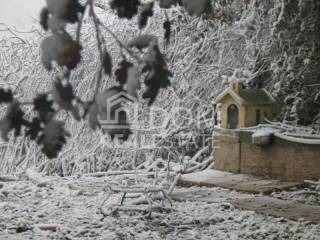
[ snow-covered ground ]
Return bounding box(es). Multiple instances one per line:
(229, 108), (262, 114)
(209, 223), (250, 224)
(1, 174), (319, 240)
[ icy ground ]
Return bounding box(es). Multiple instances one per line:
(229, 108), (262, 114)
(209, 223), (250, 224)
(0, 174), (320, 240)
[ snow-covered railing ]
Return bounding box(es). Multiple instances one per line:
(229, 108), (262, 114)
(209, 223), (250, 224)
(215, 123), (320, 145)
(273, 132), (320, 145)
(281, 132), (320, 140)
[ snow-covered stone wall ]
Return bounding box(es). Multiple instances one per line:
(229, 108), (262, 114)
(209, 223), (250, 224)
(213, 128), (320, 181)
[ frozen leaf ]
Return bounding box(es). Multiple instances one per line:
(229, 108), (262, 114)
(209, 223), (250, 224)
(0, 88), (13, 104)
(142, 43), (172, 105)
(41, 32), (81, 70)
(33, 94), (55, 122)
(52, 79), (80, 120)
(163, 20), (171, 43)
(41, 35), (56, 70)
(110, 0), (140, 19)
(46, 0), (84, 24)
(26, 118), (43, 140)
(84, 101), (100, 130)
(181, 0), (210, 16)
(102, 50), (113, 76)
(142, 65), (172, 105)
(138, 2), (154, 29)
(47, 16), (67, 31)
(0, 101), (29, 141)
(40, 7), (49, 30)
(88, 103), (100, 130)
(145, 65), (173, 88)
(115, 60), (133, 86)
(33, 94), (55, 114)
(37, 120), (70, 159)
(143, 42), (165, 66)
(126, 66), (140, 98)
(55, 34), (81, 70)
(142, 85), (159, 105)
(0, 119), (11, 141)
(128, 35), (156, 50)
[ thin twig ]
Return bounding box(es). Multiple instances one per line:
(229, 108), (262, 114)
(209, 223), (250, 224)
(168, 173), (181, 195)
(89, 0), (105, 97)
(76, 1), (90, 42)
(94, 17), (142, 63)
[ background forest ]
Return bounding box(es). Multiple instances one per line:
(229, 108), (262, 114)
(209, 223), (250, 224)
(0, 0), (319, 175)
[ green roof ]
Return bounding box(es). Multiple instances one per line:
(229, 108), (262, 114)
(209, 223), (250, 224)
(216, 87), (275, 105)
(237, 89), (275, 105)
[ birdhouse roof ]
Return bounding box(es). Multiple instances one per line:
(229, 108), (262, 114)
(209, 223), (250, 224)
(216, 88), (275, 106)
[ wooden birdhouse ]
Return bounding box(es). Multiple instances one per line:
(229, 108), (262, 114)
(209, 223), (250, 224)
(215, 82), (276, 129)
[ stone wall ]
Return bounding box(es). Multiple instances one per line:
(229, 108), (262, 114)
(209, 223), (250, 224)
(213, 128), (320, 181)
(213, 129), (241, 173)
